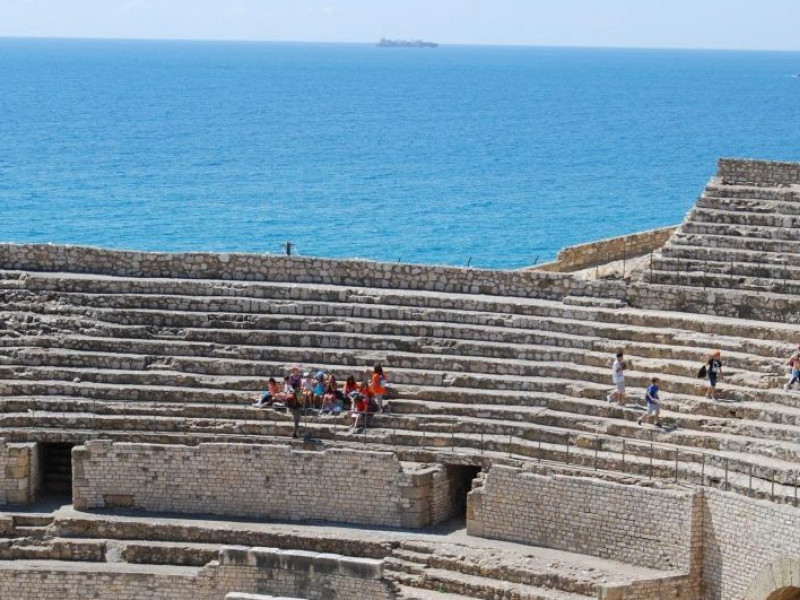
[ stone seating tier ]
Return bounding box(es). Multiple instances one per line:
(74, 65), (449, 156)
(1, 269), (800, 501)
(642, 167), (800, 300)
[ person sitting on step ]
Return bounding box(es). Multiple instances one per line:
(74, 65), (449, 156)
(252, 377), (281, 408)
(321, 376), (341, 415)
(784, 345), (800, 393)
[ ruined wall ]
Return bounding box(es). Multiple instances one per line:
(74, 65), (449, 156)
(627, 282), (800, 323)
(0, 243), (626, 301)
(535, 226), (677, 273)
(0, 547), (392, 600)
(469, 466), (700, 572)
(599, 573), (698, 600)
(702, 489), (800, 600)
(0, 440), (39, 506)
(72, 441), (449, 529)
(213, 546), (393, 600)
(718, 158), (800, 186)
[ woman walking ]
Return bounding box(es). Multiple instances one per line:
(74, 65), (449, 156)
(705, 351), (723, 400)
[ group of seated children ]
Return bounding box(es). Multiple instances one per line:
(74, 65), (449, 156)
(252, 364), (388, 431)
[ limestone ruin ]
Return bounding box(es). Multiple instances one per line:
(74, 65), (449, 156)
(0, 157), (799, 599)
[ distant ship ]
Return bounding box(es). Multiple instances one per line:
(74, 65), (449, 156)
(378, 38), (438, 48)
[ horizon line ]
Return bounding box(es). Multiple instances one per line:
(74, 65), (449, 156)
(2, 34), (800, 54)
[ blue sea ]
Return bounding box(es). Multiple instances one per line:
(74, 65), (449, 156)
(1, 39), (799, 269)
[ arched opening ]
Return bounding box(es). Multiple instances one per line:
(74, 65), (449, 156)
(745, 559), (800, 600)
(766, 588), (800, 600)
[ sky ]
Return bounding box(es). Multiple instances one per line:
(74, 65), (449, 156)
(1, 0), (800, 51)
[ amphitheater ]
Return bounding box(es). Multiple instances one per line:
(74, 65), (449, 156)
(1, 157), (800, 600)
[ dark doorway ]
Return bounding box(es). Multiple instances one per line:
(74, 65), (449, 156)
(39, 443), (74, 498)
(446, 465), (482, 518)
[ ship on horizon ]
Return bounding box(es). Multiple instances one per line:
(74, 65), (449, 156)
(378, 38), (438, 48)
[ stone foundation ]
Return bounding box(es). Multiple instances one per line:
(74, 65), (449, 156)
(0, 547), (390, 600)
(0, 440), (40, 506)
(468, 466), (700, 572)
(72, 441), (457, 529)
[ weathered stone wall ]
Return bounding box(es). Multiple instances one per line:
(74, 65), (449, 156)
(0, 563), (202, 600)
(702, 488), (800, 600)
(0, 440), (39, 505)
(0, 547), (391, 600)
(470, 466), (699, 572)
(72, 441), (450, 529)
(598, 573), (698, 600)
(214, 546), (392, 600)
(627, 282), (800, 323)
(718, 158), (800, 185)
(0, 243), (626, 301)
(535, 226), (677, 273)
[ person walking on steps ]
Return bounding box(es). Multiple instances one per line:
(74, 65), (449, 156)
(704, 351), (723, 400)
(607, 351), (627, 406)
(638, 377), (662, 427)
(784, 345), (800, 392)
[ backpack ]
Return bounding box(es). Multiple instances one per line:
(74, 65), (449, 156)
(697, 365), (707, 378)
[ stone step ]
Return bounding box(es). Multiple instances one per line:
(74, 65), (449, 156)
(4, 363), (800, 427)
(406, 565), (597, 600)
(384, 556), (427, 576)
(0, 345), (774, 400)
(394, 584), (480, 600)
(705, 182), (800, 203)
(17, 272), (618, 320)
(12, 327), (768, 377)
(682, 220), (800, 243)
(9, 514), (54, 528)
(669, 232), (800, 255)
(5, 328), (776, 382)
(17, 270), (797, 342)
(644, 269), (800, 296)
(562, 296), (627, 308)
(8, 389), (800, 467)
(698, 195), (800, 217)
(662, 243), (800, 269)
(652, 256), (800, 283)
(691, 206), (800, 229)
(0, 558), (203, 578)
(8, 304), (787, 367)
(0, 538), (104, 562)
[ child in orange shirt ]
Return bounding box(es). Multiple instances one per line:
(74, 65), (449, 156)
(370, 364), (387, 412)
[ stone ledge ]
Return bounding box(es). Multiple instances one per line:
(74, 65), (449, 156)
(219, 547), (382, 580)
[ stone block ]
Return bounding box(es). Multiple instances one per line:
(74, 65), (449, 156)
(338, 557), (382, 580)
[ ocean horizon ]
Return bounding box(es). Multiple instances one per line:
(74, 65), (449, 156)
(1, 38), (799, 269)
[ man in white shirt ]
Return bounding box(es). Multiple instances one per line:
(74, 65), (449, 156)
(607, 351), (626, 405)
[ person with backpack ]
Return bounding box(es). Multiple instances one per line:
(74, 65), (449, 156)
(784, 345), (800, 392)
(704, 351), (723, 400)
(638, 377), (662, 428)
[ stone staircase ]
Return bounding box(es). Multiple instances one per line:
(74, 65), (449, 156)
(643, 173), (800, 299)
(1, 507), (666, 600)
(384, 540), (598, 599)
